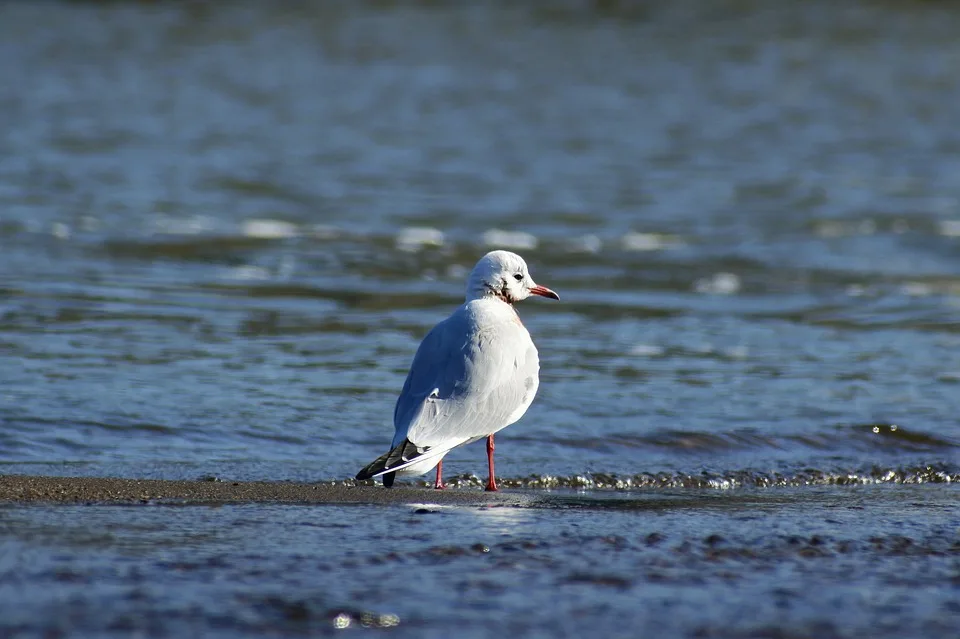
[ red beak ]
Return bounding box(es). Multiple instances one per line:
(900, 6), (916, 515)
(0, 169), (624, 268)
(529, 285), (560, 300)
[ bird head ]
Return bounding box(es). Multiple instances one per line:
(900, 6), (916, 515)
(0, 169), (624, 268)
(465, 250), (559, 304)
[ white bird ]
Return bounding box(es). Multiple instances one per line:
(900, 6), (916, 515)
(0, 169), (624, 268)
(356, 250), (559, 491)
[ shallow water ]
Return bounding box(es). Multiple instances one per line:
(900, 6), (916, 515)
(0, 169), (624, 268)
(0, 0), (959, 636)
(2, 486), (958, 638)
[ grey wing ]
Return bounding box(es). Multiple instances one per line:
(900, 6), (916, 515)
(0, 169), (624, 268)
(392, 315), (540, 453)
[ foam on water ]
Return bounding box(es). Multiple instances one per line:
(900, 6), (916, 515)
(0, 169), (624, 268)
(481, 229), (538, 250)
(621, 232), (683, 252)
(361, 464), (959, 491)
(395, 226), (445, 252)
(241, 219), (299, 240)
(693, 272), (741, 295)
(939, 219), (960, 236)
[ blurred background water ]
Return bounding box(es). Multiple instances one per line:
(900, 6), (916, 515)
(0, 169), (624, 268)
(0, 1), (959, 637)
(1, 0), (958, 483)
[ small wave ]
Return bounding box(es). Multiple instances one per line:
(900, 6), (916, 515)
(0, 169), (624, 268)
(224, 265), (272, 281)
(241, 219), (299, 240)
(850, 423), (957, 449)
(149, 214), (221, 236)
(547, 424), (958, 456)
(812, 219), (879, 238)
(102, 236), (275, 262)
(12, 417), (180, 435)
(693, 272), (741, 295)
(621, 232), (683, 252)
(482, 229), (538, 250)
(349, 463), (958, 490)
(396, 227), (444, 252)
(51, 222), (70, 240)
(939, 220), (960, 237)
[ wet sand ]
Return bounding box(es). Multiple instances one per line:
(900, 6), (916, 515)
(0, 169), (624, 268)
(0, 474), (535, 506)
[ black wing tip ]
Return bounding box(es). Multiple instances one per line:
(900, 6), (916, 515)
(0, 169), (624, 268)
(355, 439), (422, 483)
(355, 451), (390, 482)
(356, 467), (397, 488)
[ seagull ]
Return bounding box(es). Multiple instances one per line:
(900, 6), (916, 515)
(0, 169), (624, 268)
(355, 250), (559, 491)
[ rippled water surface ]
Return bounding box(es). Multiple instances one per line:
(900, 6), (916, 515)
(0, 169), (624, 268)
(3, 487), (959, 638)
(1, 1), (959, 637)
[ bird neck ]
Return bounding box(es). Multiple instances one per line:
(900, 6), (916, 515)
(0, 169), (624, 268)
(466, 283), (513, 305)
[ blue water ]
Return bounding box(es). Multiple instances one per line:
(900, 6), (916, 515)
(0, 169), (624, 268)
(0, 1), (959, 637)
(2, 486), (958, 638)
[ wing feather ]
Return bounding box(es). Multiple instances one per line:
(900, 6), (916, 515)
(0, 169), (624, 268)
(356, 304), (541, 481)
(392, 307), (540, 453)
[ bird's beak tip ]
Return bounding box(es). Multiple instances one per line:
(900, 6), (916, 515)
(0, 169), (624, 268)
(529, 285), (560, 301)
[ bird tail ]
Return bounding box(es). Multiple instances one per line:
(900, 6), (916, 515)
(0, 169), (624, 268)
(355, 438), (444, 483)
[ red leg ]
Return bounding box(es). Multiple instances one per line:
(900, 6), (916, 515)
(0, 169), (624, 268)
(485, 434), (498, 492)
(433, 459), (446, 490)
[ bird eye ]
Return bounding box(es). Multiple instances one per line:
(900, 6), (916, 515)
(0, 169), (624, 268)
(513, 273), (524, 281)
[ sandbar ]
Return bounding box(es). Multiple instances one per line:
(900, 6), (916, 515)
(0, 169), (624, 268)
(0, 474), (533, 506)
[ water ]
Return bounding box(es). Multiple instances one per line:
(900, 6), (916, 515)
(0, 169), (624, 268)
(2, 487), (959, 638)
(0, 1), (958, 636)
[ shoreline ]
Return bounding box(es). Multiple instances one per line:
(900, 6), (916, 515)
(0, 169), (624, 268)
(0, 474), (531, 506)
(3, 474), (954, 508)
